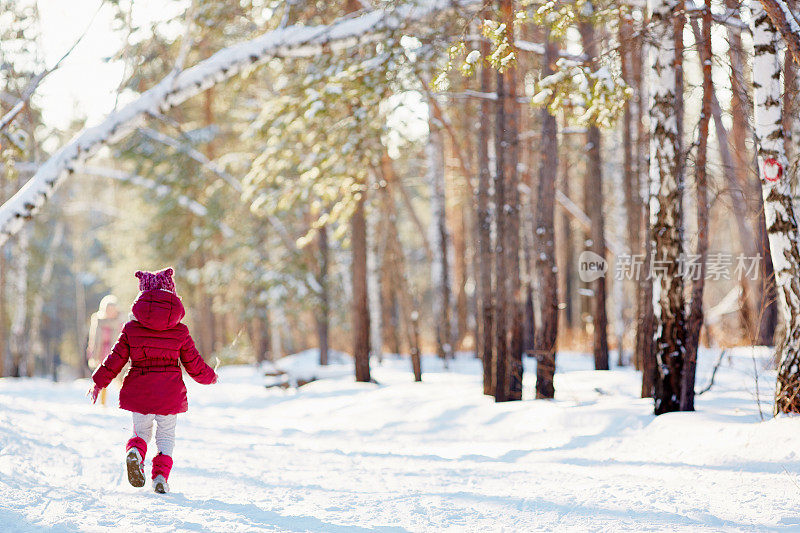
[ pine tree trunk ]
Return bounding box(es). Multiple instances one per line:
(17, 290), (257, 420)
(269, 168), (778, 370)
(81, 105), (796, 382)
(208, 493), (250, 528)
(493, 60), (509, 403)
(427, 98), (453, 365)
(579, 12), (610, 371)
(379, 154), (422, 381)
(634, 7), (654, 380)
(649, 0), (687, 415)
(620, 9), (640, 259)
(452, 187), (468, 352)
(681, 0), (712, 412)
(477, 37), (495, 396)
(502, 0), (524, 401)
(750, 4), (800, 414)
(620, 8), (639, 366)
(534, 29), (559, 400)
(317, 224), (330, 366)
(352, 191), (371, 383)
(557, 111), (574, 330)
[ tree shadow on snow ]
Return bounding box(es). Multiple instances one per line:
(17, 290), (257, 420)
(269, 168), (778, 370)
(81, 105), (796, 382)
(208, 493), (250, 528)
(163, 493), (410, 532)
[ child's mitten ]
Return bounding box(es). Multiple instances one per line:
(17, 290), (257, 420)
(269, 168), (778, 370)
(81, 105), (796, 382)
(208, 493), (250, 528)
(87, 384), (102, 404)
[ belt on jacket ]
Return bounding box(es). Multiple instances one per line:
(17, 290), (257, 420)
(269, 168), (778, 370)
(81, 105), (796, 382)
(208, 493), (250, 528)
(129, 363), (181, 374)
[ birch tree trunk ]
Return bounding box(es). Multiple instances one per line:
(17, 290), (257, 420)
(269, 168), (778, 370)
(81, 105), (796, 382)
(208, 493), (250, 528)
(751, 4), (800, 414)
(9, 227), (29, 377)
(367, 176), (384, 363)
(649, 0), (687, 415)
(579, 11), (610, 371)
(428, 98), (454, 366)
(534, 29), (559, 399)
(727, 0), (779, 344)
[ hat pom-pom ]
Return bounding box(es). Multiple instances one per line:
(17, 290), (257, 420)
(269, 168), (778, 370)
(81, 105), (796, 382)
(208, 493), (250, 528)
(135, 271), (144, 279)
(164, 267), (174, 277)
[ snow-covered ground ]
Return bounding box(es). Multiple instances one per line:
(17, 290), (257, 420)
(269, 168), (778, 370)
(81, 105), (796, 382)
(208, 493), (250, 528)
(0, 347), (797, 532)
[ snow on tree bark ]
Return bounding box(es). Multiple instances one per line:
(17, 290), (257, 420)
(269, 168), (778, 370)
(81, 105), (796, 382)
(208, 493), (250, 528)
(757, 0), (800, 66)
(750, 4), (800, 414)
(649, 0), (687, 415)
(0, 0), (481, 244)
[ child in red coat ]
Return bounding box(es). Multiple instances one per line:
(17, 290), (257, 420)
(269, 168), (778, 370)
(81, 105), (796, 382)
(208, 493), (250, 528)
(89, 268), (217, 493)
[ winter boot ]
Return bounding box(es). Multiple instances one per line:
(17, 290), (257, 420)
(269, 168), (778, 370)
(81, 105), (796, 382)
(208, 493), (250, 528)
(152, 453), (173, 494)
(125, 437), (147, 488)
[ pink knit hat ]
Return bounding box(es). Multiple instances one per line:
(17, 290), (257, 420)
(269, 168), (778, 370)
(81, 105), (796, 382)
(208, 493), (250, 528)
(135, 268), (176, 293)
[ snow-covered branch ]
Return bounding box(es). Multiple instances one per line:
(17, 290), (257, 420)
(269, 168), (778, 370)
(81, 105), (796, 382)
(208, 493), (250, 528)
(758, 0), (800, 65)
(0, 0), (478, 245)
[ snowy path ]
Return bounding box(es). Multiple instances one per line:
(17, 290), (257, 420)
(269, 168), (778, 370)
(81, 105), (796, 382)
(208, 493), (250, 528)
(1, 350), (799, 532)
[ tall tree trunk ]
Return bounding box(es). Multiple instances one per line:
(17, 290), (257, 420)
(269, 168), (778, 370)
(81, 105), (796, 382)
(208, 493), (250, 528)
(502, 0), (524, 401)
(477, 37), (495, 396)
(634, 6), (655, 381)
(367, 175), (384, 363)
(750, 4), (800, 414)
(428, 97), (453, 365)
(29, 222), (65, 377)
(649, 0), (687, 415)
(493, 50), (509, 402)
(317, 224), (330, 366)
(0, 168), (6, 378)
(9, 227), (29, 377)
(534, 29), (559, 400)
(557, 111), (574, 331)
(620, 9), (640, 258)
(682, 0), (712, 412)
(727, 0), (779, 345)
(579, 12), (610, 371)
(620, 7), (639, 366)
(452, 182), (468, 352)
(352, 191), (371, 382)
(380, 153), (422, 381)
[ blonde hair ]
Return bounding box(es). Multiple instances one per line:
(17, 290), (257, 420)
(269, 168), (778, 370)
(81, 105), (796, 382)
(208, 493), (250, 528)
(96, 294), (119, 319)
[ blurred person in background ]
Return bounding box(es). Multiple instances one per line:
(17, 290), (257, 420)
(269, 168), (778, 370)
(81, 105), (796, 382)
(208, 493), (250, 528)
(86, 295), (126, 406)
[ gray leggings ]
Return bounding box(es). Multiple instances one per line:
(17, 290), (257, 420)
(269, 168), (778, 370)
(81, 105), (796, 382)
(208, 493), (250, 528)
(132, 412), (177, 456)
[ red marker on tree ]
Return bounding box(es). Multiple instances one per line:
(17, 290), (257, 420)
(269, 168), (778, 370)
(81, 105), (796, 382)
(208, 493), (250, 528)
(763, 158), (783, 182)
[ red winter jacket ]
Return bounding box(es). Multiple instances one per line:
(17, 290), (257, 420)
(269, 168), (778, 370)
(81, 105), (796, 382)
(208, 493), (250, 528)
(92, 290), (217, 415)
